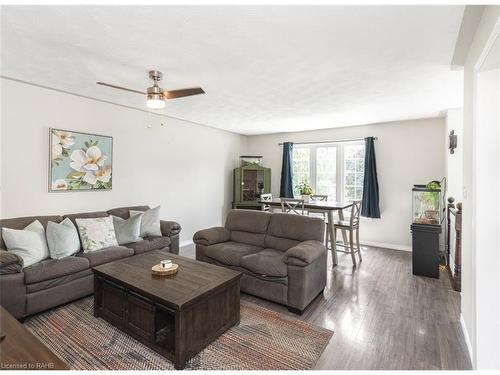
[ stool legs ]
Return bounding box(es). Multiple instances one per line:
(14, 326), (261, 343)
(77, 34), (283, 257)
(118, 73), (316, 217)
(356, 228), (362, 262)
(333, 226), (362, 266)
(349, 230), (356, 266)
(327, 211), (338, 265)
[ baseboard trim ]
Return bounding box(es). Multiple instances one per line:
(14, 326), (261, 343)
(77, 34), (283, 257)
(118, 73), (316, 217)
(360, 240), (411, 252)
(180, 240), (194, 248)
(460, 313), (474, 368)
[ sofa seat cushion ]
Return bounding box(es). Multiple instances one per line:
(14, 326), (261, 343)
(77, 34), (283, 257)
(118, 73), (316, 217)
(240, 249), (287, 277)
(26, 268), (93, 293)
(123, 236), (171, 255)
(77, 246), (134, 267)
(24, 256), (90, 284)
(205, 241), (263, 267)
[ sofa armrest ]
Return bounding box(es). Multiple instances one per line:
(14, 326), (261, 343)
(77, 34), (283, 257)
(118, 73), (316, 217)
(0, 250), (24, 274)
(193, 227), (230, 246)
(160, 220), (182, 237)
(285, 240), (326, 267)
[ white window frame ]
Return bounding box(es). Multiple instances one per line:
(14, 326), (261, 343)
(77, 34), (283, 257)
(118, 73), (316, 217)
(293, 141), (365, 202)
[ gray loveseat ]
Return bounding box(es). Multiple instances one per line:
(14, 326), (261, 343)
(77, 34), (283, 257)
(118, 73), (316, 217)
(193, 209), (326, 314)
(0, 205), (181, 319)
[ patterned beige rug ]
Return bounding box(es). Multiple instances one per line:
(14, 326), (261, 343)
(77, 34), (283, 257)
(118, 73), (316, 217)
(25, 297), (333, 370)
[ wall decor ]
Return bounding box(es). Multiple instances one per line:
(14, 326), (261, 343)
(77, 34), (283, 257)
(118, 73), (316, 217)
(449, 130), (458, 154)
(49, 128), (113, 192)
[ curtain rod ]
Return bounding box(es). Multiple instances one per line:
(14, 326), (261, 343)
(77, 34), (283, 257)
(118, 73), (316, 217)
(278, 137), (377, 146)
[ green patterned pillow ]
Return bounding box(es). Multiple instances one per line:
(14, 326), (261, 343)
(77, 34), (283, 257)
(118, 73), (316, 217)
(75, 216), (118, 253)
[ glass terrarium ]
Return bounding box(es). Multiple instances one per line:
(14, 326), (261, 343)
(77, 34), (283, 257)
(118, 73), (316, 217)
(412, 185), (442, 225)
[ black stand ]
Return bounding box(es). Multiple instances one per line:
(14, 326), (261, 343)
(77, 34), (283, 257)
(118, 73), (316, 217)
(411, 224), (441, 279)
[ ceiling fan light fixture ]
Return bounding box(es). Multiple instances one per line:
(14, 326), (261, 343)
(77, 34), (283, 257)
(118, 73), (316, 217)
(97, 70), (204, 111)
(146, 93), (165, 109)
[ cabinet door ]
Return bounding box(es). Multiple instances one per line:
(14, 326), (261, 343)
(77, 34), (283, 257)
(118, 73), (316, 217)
(99, 279), (127, 327)
(233, 168), (242, 203)
(126, 292), (155, 342)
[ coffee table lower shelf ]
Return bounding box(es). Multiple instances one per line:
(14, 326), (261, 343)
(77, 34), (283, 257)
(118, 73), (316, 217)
(94, 275), (240, 369)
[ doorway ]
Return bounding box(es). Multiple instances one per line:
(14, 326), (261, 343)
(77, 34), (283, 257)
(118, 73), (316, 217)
(473, 24), (500, 369)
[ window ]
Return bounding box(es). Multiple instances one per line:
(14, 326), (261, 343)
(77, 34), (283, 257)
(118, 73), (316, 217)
(292, 142), (365, 202)
(343, 144), (365, 201)
(292, 147), (310, 193)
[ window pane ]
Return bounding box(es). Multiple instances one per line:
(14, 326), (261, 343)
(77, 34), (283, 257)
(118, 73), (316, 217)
(356, 187), (363, 200)
(343, 144), (365, 202)
(355, 173), (364, 185)
(316, 146), (336, 200)
(345, 159), (355, 172)
(356, 159), (364, 173)
(345, 172), (355, 185)
(292, 147), (311, 195)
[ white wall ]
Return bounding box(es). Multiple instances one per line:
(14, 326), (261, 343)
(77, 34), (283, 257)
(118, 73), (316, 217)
(461, 5), (500, 369)
(246, 118), (446, 250)
(445, 108), (464, 202)
(475, 66), (500, 370)
(445, 107), (464, 271)
(0, 78), (247, 245)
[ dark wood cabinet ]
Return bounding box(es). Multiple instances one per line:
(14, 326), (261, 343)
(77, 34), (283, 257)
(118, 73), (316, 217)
(126, 291), (155, 341)
(411, 224), (441, 279)
(95, 276), (176, 358)
(93, 252), (241, 369)
(97, 279), (127, 325)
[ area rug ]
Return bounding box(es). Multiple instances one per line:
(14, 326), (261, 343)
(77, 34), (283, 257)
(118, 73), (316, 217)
(24, 297), (333, 370)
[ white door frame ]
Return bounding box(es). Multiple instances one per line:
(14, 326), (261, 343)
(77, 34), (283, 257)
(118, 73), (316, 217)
(471, 17), (500, 370)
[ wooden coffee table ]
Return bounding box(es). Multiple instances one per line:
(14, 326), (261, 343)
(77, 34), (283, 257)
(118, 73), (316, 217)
(92, 251), (241, 369)
(0, 306), (69, 370)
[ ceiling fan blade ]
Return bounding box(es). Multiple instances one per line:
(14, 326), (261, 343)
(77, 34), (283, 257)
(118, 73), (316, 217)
(164, 87), (205, 99)
(96, 82), (146, 95)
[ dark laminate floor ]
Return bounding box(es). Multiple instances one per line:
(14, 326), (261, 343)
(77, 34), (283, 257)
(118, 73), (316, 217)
(180, 244), (472, 370)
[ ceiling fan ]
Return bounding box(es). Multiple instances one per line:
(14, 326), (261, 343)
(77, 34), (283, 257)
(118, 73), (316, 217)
(96, 70), (205, 110)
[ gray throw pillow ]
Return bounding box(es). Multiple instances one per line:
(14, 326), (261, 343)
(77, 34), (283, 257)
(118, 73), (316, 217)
(2, 220), (49, 268)
(112, 214), (143, 245)
(130, 206), (162, 237)
(46, 218), (80, 259)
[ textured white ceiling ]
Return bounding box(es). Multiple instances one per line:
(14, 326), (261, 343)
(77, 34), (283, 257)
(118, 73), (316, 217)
(1, 6), (464, 135)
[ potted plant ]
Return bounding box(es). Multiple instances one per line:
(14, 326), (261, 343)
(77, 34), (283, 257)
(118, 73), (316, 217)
(423, 180), (441, 224)
(296, 181), (314, 202)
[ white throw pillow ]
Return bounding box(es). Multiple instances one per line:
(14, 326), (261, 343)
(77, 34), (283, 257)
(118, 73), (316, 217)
(130, 206), (162, 237)
(46, 218), (81, 259)
(2, 220), (49, 268)
(75, 216), (119, 253)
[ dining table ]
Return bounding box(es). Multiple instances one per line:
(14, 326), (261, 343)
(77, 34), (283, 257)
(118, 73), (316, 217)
(260, 198), (354, 265)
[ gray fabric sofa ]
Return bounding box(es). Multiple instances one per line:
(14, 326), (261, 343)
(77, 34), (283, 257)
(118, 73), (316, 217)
(0, 205), (181, 319)
(193, 209), (327, 314)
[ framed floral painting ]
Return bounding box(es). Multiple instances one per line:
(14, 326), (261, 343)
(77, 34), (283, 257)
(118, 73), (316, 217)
(49, 128), (113, 192)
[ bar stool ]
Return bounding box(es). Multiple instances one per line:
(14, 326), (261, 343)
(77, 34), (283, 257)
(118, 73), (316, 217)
(333, 201), (362, 266)
(308, 195), (329, 245)
(260, 193), (273, 212)
(280, 198), (306, 215)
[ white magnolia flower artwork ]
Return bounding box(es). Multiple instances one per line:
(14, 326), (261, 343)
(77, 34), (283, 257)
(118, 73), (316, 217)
(51, 130), (76, 163)
(52, 179), (68, 190)
(49, 128), (113, 192)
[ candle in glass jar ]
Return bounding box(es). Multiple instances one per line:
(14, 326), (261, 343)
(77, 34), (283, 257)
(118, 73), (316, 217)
(161, 260), (172, 269)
